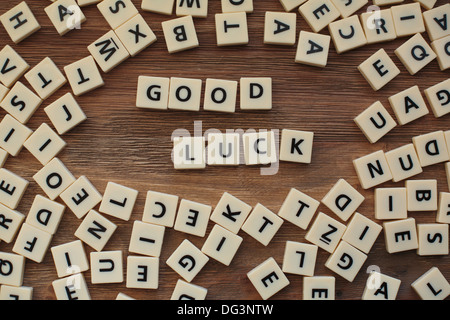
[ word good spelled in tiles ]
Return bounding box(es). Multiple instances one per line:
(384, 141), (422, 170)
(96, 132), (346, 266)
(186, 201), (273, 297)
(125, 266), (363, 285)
(136, 76), (273, 112)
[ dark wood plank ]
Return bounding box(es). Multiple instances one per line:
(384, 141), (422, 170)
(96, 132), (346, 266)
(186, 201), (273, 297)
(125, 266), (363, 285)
(0, 0), (448, 300)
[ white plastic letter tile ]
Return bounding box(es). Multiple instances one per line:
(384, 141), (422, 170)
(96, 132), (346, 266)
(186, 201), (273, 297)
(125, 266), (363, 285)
(295, 31), (331, 67)
(362, 272), (401, 300)
(115, 292), (135, 300)
(88, 30), (130, 73)
(305, 211), (346, 253)
(206, 133), (240, 165)
(353, 150), (393, 189)
(170, 279), (207, 300)
(142, 190), (179, 227)
(32, 158), (75, 200)
(424, 79), (450, 118)
(447, 162), (450, 191)
(0, 252), (25, 287)
(203, 78), (238, 113)
(97, 0), (138, 29)
(280, 0), (307, 12)
(23, 123), (66, 165)
(342, 212), (382, 254)
(437, 192), (450, 224)
(406, 179), (438, 212)
(0, 1), (41, 44)
(360, 8), (397, 44)
(166, 239), (209, 283)
(264, 11), (297, 46)
(161, 15), (199, 54)
(114, 14), (157, 57)
(50, 239), (89, 278)
(90, 250), (123, 284)
(241, 203), (284, 246)
(247, 257), (290, 300)
(211, 192), (251, 235)
(128, 220), (165, 257)
(176, 0), (208, 18)
(0, 168), (28, 210)
(64, 56), (104, 96)
(423, 4), (450, 42)
(279, 129), (314, 164)
(52, 273), (90, 300)
(201, 224), (243, 266)
(298, 0), (340, 33)
(222, 0), (253, 13)
(331, 0), (367, 18)
(136, 76), (170, 110)
(0, 45), (29, 88)
(141, 0), (175, 15)
(391, 3), (425, 37)
(24, 57), (66, 100)
(446, 131), (450, 158)
(431, 35), (450, 71)
(99, 181), (138, 221)
(0, 203), (24, 243)
(0, 85), (10, 105)
(303, 276), (335, 300)
(354, 101), (397, 144)
(77, 0), (102, 6)
(215, 12), (249, 46)
(0, 148), (7, 168)
(12, 223), (52, 263)
(60, 176), (103, 219)
(44, 93), (87, 135)
(0, 85), (9, 104)
(173, 136), (206, 169)
(74, 210), (117, 251)
(174, 199), (212, 237)
(240, 77), (272, 110)
(388, 85), (429, 126)
(394, 33), (436, 75)
(383, 217), (419, 253)
(325, 240), (367, 282)
(412, 130), (449, 167)
(0, 285), (33, 300)
(168, 77), (202, 111)
(374, 187), (408, 220)
(0, 114), (32, 156)
(0, 81), (42, 124)
(243, 130), (277, 165)
(277, 188), (320, 230)
(411, 267), (450, 300)
(126, 255), (159, 289)
(413, 0), (436, 10)
(44, 0), (86, 36)
(282, 241), (318, 276)
(321, 178), (365, 222)
(417, 223), (449, 256)
(385, 143), (423, 182)
(26, 194), (65, 235)
(328, 15), (367, 54)
(358, 49), (400, 91)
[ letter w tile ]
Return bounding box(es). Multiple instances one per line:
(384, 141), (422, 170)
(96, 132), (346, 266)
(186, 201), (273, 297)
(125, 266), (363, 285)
(95, 38), (120, 62)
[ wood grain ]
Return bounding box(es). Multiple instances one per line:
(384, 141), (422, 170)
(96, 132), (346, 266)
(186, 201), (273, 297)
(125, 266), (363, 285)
(0, 0), (448, 300)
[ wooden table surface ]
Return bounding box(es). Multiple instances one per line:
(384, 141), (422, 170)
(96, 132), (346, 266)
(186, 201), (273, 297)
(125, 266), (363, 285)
(0, 0), (448, 301)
